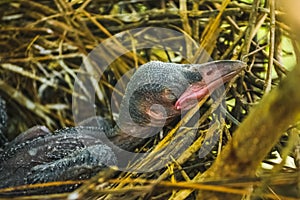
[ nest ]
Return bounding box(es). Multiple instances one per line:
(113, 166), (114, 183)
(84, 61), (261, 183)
(0, 0), (299, 199)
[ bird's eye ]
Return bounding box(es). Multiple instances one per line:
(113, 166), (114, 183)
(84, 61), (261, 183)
(165, 93), (176, 101)
(163, 89), (177, 102)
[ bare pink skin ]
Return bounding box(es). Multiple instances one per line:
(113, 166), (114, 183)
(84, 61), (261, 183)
(175, 82), (209, 110)
(175, 61), (245, 110)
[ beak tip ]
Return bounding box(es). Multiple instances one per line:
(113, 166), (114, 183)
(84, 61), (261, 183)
(238, 61), (247, 69)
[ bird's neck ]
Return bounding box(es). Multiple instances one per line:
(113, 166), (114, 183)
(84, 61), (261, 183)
(108, 124), (160, 151)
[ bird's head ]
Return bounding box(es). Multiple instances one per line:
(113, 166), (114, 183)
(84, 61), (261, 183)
(117, 60), (246, 135)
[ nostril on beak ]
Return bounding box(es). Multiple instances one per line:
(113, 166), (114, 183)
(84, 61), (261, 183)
(206, 70), (213, 76)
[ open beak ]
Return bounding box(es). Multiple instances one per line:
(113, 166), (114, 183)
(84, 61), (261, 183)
(175, 60), (246, 110)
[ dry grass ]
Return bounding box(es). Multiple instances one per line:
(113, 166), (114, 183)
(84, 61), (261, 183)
(0, 0), (298, 199)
